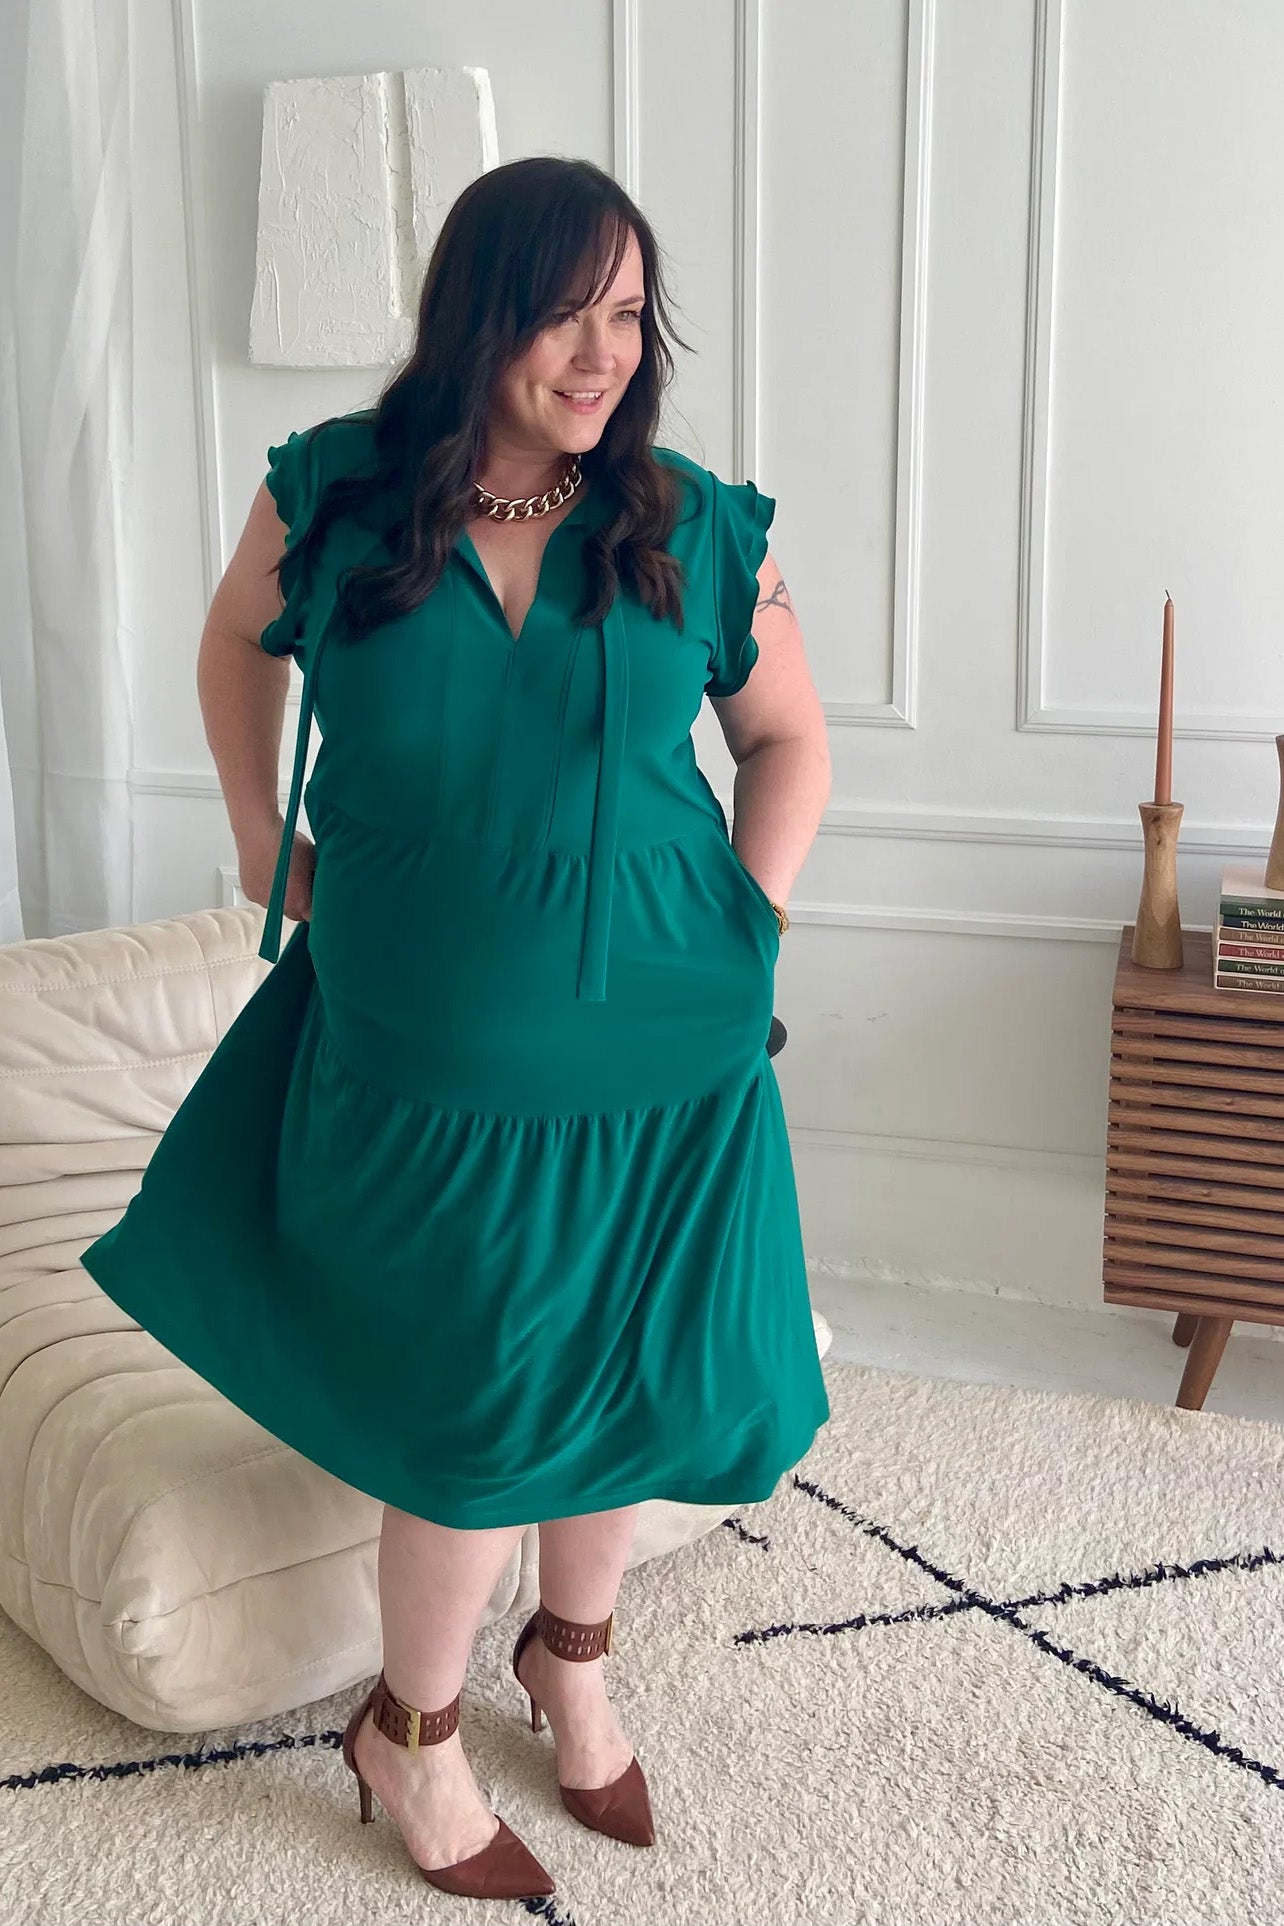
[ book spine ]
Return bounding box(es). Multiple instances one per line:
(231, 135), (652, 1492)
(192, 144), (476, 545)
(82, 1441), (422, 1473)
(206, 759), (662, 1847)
(1220, 904), (1284, 926)
(1214, 972), (1284, 992)
(1217, 956), (1284, 979)
(1218, 940), (1284, 962)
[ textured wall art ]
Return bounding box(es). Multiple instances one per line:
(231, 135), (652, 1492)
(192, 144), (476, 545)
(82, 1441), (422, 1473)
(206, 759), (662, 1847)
(249, 67), (498, 367)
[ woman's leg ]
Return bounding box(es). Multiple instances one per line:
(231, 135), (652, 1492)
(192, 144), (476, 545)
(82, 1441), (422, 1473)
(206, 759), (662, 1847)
(522, 1505), (642, 1790)
(353, 1504), (526, 1871)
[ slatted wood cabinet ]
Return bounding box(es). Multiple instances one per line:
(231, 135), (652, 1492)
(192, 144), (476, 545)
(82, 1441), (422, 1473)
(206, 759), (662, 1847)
(1105, 924), (1284, 1409)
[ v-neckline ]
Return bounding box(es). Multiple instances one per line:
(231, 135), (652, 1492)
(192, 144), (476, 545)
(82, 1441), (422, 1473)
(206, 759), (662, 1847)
(454, 486), (596, 646)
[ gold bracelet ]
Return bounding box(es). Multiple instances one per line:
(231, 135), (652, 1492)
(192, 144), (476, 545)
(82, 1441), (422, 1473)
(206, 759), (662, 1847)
(769, 900), (790, 934)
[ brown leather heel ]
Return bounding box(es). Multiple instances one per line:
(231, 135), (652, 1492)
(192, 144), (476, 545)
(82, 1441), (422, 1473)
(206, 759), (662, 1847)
(512, 1604), (656, 1848)
(340, 1669), (556, 1898)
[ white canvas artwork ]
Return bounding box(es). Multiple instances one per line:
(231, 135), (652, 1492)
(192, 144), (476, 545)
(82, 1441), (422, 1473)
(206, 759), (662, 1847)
(249, 66), (499, 367)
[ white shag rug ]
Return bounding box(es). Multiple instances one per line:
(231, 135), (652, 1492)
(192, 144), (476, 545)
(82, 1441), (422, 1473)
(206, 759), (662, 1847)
(4, 1357), (1283, 1926)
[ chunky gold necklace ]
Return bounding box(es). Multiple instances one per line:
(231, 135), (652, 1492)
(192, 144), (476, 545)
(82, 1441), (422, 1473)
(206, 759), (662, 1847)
(473, 458), (582, 522)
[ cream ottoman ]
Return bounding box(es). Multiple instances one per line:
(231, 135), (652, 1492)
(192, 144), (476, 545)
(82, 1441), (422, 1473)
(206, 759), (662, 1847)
(0, 904), (831, 1732)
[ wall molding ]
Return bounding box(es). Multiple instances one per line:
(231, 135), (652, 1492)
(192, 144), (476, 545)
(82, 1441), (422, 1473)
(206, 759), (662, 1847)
(138, 769), (1273, 855)
(888, 0), (934, 734)
(611, 0), (640, 198)
(785, 0), (935, 731)
(1016, 0), (1279, 743)
(782, 909), (1133, 942)
(1015, 0), (1060, 737)
(697, 0), (936, 731)
(731, 0), (761, 484)
(819, 0), (935, 733)
(790, 1123), (1101, 1179)
(810, 801), (1270, 856)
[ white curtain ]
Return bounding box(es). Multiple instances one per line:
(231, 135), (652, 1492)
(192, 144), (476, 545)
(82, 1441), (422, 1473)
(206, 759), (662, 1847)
(0, 0), (135, 943)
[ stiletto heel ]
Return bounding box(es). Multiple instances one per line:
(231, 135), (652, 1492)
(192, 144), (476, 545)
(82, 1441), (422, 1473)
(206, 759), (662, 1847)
(511, 1605), (656, 1848)
(340, 1670), (556, 1898)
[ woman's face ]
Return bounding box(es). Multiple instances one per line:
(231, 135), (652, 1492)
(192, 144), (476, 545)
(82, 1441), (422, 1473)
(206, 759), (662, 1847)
(488, 228), (646, 465)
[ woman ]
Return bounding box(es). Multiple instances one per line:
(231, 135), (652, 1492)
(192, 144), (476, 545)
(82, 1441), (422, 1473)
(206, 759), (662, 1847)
(79, 155), (832, 1901)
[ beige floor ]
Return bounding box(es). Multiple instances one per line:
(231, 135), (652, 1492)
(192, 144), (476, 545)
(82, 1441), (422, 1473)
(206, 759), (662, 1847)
(811, 1272), (1284, 1425)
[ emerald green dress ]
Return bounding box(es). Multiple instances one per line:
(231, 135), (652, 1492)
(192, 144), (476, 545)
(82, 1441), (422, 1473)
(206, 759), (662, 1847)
(79, 411), (830, 1528)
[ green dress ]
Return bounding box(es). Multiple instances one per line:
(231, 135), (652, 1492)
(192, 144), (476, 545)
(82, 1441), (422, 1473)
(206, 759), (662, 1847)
(79, 411), (830, 1528)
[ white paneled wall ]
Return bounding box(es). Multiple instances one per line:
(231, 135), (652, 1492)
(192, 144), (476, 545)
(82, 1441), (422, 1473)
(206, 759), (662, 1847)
(125, 0), (1284, 1336)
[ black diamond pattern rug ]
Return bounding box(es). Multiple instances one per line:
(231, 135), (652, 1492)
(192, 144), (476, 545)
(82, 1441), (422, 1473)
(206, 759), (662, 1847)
(4, 1358), (1283, 1924)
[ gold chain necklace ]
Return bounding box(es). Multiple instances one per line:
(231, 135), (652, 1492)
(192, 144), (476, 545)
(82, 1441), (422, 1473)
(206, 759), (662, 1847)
(473, 458), (583, 522)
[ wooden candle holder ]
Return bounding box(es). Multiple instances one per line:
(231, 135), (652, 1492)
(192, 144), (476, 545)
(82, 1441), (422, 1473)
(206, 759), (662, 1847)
(1130, 800), (1184, 969)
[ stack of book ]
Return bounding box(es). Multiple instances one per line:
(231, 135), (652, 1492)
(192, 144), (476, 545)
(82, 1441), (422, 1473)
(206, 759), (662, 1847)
(1215, 863), (1284, 992)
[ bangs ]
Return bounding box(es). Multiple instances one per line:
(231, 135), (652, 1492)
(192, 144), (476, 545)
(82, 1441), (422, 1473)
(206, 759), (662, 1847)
(561, 211), (632, 311)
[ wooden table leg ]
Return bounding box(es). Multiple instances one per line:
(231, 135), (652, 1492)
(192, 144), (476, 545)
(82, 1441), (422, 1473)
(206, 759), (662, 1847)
(1172, 1313), (1199, 1349)
(1174, 1315), (1234, 1410)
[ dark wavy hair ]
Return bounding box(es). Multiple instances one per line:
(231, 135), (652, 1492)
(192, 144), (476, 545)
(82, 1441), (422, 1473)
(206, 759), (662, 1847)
(274, 156), (697, 646)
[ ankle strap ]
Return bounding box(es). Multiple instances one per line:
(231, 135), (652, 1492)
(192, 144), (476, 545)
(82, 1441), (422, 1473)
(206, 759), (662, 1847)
(536, 1603), (614, 1661)
(372, 1669), (460, 1751)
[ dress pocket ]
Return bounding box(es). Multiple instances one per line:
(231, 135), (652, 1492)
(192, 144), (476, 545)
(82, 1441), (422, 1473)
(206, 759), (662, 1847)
(729, 847), (782, 949)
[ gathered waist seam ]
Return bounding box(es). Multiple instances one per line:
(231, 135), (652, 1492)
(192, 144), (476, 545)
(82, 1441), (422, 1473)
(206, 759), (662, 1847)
(307, 786), (729, 865)
(311, 1002), (767, 1125)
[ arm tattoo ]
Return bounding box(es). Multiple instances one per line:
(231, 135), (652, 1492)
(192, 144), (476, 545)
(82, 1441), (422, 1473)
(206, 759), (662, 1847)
(755, 577), (793, 617)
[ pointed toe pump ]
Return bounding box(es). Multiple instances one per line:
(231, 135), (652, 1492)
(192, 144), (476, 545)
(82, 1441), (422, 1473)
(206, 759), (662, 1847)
(340, 1670), (556, 1899)
(512, 1604), (656, 1848)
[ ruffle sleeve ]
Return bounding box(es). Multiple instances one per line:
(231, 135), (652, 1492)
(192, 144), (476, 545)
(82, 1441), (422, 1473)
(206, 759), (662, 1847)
(705, 472), (776, 697)
(258, 427), (324, 659)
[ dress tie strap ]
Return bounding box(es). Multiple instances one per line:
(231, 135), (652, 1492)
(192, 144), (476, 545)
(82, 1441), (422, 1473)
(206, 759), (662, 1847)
(575, 597), (630, 1002)
(260, 588), (630, 998)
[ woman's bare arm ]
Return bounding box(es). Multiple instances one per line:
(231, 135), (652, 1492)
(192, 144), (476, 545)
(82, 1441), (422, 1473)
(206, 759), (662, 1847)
(708, 549), (831, 908)
(196, 483), (305, 909)
(198, 482), (290, 837)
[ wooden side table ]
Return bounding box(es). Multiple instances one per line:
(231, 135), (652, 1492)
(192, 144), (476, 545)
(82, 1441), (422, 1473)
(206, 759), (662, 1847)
(1105, 924), (1284, 1410)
